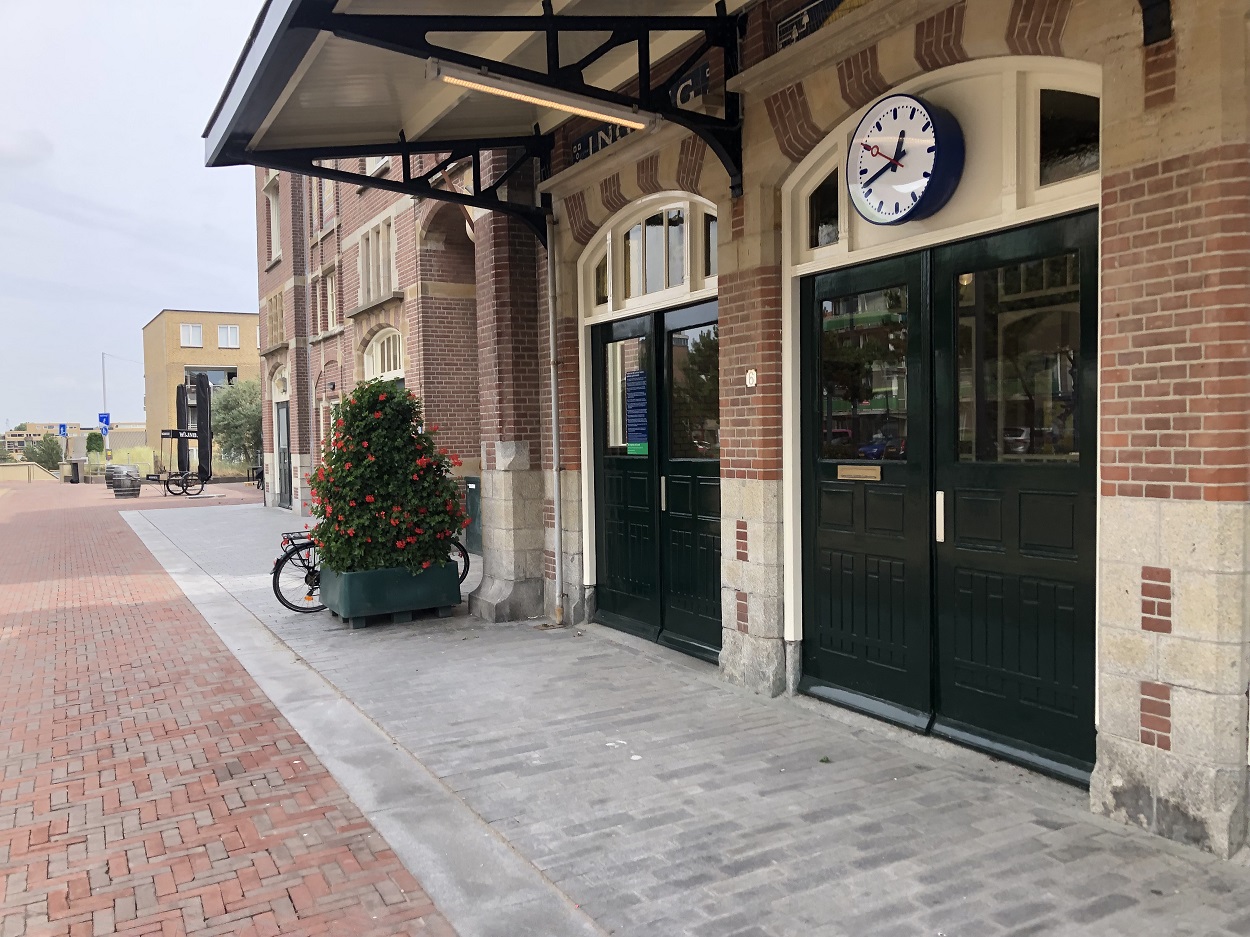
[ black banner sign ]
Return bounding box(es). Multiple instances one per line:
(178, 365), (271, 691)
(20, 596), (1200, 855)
(161, 429), (198, 440)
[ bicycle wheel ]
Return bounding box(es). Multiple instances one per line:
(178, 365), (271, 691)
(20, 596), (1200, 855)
(272, 542), (325, 612)
(183, 474), (205, 496)
(164, 473), (186, 496)
(450, 538), (470, 584)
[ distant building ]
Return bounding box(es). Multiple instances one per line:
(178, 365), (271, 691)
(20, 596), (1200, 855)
(142, 309), (260, 466)
(4, 423), (83, 459)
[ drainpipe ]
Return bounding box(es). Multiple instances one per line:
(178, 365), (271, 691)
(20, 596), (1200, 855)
(546, 213), (565, 627)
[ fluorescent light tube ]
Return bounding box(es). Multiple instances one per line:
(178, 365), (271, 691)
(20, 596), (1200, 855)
(427, 59), (657, 131)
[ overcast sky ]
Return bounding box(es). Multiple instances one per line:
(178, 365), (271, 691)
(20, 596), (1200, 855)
(0, 2), (262, 428)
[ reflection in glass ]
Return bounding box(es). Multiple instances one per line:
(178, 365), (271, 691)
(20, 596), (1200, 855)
(669, 325), (719, 459)
(666, 210), (686, 289)
(594, 255), (608, 305)
(604, 336), (649, 455)
(809, 167), (840, 248)
(1040, 90), (1100, 186)
(705, 214), (718, 277)
(957, 251), (1081, 462)
(817, 286), (908, 460)
(624, 223), (643, 298)
(645, 213), (665, 294)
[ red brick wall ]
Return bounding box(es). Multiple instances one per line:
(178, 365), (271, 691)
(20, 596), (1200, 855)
(719, 265), (783, 480)
(1100, 144), (1250, 502)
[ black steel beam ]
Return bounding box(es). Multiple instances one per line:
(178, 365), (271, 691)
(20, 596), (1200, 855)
(237, 145), (551, 246)
(297, 8), (744, 196)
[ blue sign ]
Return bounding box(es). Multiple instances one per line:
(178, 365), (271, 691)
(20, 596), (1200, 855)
(100, 425), (109, 437)
(57, 423), (67, 437)
(625, 370), (648, 456)
(98, 412), (110, 427)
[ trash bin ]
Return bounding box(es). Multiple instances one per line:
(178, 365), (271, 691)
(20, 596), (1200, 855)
(113, 467), (141, 499)
(68, 460), (84, 484)
(464, 476), (482, 555)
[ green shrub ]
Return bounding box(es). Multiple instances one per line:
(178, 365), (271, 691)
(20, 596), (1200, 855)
(307, 380), (469, 574)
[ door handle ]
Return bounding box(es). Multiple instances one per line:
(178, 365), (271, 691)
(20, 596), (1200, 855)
(660, 476), (667, 512)
(935, 490), (946, 544)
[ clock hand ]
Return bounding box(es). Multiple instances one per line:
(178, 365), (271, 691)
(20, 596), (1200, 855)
(861, 142), (903, 168)
(892, 130), (906, 162)
(862, 147), (907, 188)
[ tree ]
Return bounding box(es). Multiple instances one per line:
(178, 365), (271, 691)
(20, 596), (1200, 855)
(86, 432), (104, 454)
(212, 379), (262, 462)
(26, 434), (65, 472)
(11, 423), (27, 432)
(0, 447), (13, 463)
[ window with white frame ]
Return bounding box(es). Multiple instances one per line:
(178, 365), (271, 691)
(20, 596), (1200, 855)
(358, 220), (394, 306)
(320, 168), (334, 226)
(325, 270), (338, 327)
(583, 198), (717, 316)
(256, 326), (261, 349)
(218, 324), (240, 348)
(180, 323), (202, 347)
(263, 177), (280, 262)
(363, 328), (403, 380)
(365, 156), (389, 175)
(312, 277), (324, 334)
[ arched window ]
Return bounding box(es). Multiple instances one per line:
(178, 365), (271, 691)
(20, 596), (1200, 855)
(581, 195), (718, 320)
(363, 328), (403, 381)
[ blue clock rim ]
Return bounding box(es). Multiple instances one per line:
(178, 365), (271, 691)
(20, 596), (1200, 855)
(845, 92), (966, 227)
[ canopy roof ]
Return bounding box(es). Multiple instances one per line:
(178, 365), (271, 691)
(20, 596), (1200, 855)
(205, 1), (747, 240)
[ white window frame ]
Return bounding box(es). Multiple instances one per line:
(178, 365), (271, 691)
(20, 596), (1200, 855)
(180, 323), (202, 348)
(217, 325), (240, 349)
(325, 270), (337, 327)
(363, 328), (404, 381)
(365, 156), (390, 176)
(263, 177), (281, 263)
(358, 220), (395, 306)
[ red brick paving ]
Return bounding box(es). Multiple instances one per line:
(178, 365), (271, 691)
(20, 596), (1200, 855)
(0, 483), (457, 936)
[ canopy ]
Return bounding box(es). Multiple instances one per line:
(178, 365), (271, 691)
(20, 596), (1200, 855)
(204, 0), (747, 242)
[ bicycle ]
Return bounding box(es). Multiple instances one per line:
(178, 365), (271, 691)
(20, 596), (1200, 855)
(271, 531), (469, 614)
(164, 471), (205, 497)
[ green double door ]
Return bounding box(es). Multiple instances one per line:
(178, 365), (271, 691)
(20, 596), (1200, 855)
(801, 212), (1097, 780)
(592, 301), (722, 661)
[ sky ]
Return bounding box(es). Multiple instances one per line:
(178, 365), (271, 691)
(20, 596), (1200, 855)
(0, 2), (262, 428)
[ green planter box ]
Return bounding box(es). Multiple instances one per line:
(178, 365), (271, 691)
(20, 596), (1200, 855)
(320, 562), (461, 625)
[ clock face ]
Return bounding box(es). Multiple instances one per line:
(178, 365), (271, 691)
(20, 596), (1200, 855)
(846, 93), (964, 226)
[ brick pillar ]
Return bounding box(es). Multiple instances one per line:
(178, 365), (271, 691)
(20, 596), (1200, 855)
(1090, 2), (1250, 857)
(718, 184), (787, 696)
(469, 155), (546, 621)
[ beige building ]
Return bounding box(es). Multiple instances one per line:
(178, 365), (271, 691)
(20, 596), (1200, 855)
(142, 309), (260, 460)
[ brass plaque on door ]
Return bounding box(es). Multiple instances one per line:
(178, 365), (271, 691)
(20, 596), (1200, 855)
(837, 464), (882, 482)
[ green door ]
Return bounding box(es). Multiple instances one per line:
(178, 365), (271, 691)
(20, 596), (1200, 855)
(801, 211), (1097, 779)
(593, 302), (722, 659)
(931, 213), (1097, 776)
(799, 255), (932, 724)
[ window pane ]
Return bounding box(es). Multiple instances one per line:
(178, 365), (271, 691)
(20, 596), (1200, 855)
(956, 252), (1081, 462)
(594, 255), (608, 306)
(604, 336), (648, 455)
(818, 286), (908, 460)
(1040, 90), (1099, 186)
(644, 214), (665, 294)
(809, 168), (840, 248)
(705, 214), (718, 278)
(624, 224), (643, 299)
(666, 209), (685, 289)
(669, 325), (719, 459)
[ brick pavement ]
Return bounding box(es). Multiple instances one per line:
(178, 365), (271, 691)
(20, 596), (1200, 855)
(145, 501), (1250, 937)
(0, 483), (455, 936)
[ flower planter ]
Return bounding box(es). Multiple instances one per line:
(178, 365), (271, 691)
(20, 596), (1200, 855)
(320, 562), (460, 627)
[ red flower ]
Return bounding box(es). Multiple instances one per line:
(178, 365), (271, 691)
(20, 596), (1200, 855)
(415, 527), (424, 535)
(303, 523), (309, 530)
(350, 397), (356, 404)
(347, 528), (355, 537)
(366, 537), (372, 543)
(412, 474), (419, 481)
(365, 495), (375, 503)
(336, 418), (344, 427)
(451, 455), (462, 467)
(430, 423), (440, 432)
(373, 411), (382, 419)
(391, 519), (399, 526)
(395, 540), (406, 549)
(418, 508), (427, 515)
(349, 500), (356, 507)
(439, 448), (448, 455)
(422, 560), (431, 569)
(379, 393), (387, 400)
(367, 454), (375, 461)
(462, 517), (471, 528)
(345, 463), (352, 470)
